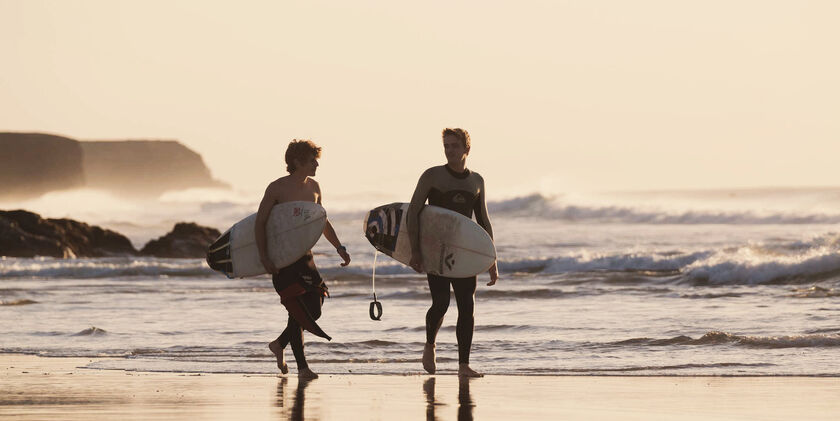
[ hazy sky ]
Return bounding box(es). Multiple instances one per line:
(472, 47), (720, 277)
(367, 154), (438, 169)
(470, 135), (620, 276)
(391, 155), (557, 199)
(2, 0), (838, 198)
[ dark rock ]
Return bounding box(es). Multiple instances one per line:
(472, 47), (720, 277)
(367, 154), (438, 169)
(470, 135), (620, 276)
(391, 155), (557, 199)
(140, 222), (221, 258)
(0, 216), (69, 258)
(0, 210), (137, 258)
(0, 133), (85, 200)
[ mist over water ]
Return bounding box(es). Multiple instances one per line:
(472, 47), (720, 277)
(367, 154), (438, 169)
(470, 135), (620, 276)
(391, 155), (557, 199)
(2, 187), (840, 375)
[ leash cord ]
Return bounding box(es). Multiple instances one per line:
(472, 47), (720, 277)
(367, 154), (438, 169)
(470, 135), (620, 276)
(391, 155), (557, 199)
(369, 250), (383, 320)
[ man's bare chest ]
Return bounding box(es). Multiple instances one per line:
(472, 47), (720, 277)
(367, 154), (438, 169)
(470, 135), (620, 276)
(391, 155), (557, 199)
(276, 188), (319, 204)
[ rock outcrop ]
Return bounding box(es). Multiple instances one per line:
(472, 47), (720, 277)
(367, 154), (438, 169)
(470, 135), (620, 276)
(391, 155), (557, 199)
(140, 222), (221, 258)
(0, 210), (137, 258)
(0, 133), (85, 200)
(0, 210), (222, 259)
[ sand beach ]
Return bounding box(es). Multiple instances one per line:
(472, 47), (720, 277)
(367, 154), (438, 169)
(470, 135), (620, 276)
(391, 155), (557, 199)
(2, 354), (839, 420)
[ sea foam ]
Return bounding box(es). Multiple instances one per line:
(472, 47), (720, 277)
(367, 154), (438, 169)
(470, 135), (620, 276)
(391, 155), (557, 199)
(0, 257), (212, 279)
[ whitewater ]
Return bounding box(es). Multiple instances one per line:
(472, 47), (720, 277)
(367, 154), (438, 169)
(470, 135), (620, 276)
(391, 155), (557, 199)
(2, 187), (840, 375)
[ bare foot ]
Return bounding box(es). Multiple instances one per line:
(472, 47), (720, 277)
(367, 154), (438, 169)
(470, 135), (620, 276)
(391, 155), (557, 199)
(422, 343), (436, 374)
(458, 363), (483, 378)
(268, 340), (288, 374)
(298, 367), (319, 379)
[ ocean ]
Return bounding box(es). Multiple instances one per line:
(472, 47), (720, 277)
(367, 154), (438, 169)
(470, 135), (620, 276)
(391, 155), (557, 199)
(2, 187), (840, 376)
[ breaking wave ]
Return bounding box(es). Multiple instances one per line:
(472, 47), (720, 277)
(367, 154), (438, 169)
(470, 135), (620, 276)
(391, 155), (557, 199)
(72, 327), (108, 336)
(684, 233), (840, 285)
(489, 193), (840, 225)
(503, 233), (840, 285)
(502, 252), (708, 274)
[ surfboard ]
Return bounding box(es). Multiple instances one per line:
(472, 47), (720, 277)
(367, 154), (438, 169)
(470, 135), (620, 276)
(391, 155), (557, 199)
(364, 203), (496, 278)
(206, 201), (326, 278)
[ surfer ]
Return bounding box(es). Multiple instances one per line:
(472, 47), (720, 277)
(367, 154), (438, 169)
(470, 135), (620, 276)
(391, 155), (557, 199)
(407, 128), (499, 378)
(255, 139), (351, 379)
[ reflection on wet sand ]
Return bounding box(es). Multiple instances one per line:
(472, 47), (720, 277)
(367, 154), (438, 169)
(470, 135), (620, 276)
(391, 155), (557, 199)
(423, 377), (474, 421)
(423, 377), (440, 421)
(276, 377), (288, 409)
(276, 377), (314, 421)
(458, 377), (475, 421)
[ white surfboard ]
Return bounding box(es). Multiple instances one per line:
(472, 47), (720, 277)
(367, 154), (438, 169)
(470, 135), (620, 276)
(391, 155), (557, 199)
(207, 201), (326, 278)
(364, 203), (496, 278)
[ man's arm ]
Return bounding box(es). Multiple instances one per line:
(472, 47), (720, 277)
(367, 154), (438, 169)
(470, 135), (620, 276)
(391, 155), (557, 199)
(474, 176), (493, 240)
(255, 183), (278, 274)
(407, 169), (431, 273)
(473, 176), (499, 286)
(316, 184), (351, 266)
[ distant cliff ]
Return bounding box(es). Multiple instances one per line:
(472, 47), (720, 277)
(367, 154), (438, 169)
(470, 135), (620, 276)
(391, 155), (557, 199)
(81, 140), (227, 197)
(0, 133), (85, 200)
(0, 132), (226, 199)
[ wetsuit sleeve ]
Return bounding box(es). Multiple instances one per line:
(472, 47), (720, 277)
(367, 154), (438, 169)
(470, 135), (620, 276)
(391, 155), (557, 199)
(473, 176), (494, 239)
(407, 169), (432, 254)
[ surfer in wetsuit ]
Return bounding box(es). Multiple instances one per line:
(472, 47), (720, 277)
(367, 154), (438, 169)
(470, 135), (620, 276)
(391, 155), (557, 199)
(255, 139), (351, 379)
(407, 128), (499, 378)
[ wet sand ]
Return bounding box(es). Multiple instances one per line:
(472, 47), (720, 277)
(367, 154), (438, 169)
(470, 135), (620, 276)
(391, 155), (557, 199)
(1, 354), (838, 420)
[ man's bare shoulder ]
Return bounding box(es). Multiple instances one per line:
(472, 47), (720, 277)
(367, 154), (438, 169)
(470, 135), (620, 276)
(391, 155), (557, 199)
(266, 176), (292, 190)
(262, 176), (290, 199)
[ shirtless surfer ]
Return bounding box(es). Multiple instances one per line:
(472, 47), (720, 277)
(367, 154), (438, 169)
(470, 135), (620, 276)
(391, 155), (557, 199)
(256, 139), (351, 379)
(407, 128), (499, 378)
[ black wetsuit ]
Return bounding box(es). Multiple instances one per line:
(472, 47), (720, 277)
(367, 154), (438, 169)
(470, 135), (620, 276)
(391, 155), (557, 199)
(408, 165), (493, 364)
(271, 251), (326, 370)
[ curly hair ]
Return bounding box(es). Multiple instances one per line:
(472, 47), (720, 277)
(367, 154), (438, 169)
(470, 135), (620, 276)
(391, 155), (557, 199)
(442, 128), (470, 149)
(285, 139), (322, 173)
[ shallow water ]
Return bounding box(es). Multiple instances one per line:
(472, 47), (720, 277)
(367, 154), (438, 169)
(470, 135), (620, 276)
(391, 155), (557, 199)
(3, 190), (840, 375)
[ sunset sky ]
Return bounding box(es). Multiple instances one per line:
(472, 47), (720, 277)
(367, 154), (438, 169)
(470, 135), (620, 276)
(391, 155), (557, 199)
(2, 0), (838, 198)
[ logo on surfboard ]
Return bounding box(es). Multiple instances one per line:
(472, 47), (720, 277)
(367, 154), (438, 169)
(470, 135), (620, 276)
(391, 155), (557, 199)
(438, 246), (456, 273)
(294, 207), (313, 221)
(445, 253), (455, 271)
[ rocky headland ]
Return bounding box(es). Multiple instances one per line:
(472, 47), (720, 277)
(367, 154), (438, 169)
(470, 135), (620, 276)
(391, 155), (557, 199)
(0, 133), (85, 200)
(0, 132), (227, 200)
(81, 140), (227, 197)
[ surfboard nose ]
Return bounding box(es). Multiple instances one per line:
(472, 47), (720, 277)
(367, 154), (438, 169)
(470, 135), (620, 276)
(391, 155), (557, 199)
(363, 203), (403, 254)
(363, 209), (381, 245)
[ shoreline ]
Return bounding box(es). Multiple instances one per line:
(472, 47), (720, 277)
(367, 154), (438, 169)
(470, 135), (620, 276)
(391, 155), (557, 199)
(6, 351), (840, 378)
(3, 354), (840, 420)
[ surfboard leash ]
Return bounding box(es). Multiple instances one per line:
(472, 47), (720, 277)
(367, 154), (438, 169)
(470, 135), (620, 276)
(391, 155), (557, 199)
(369, 250), (383, 320)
